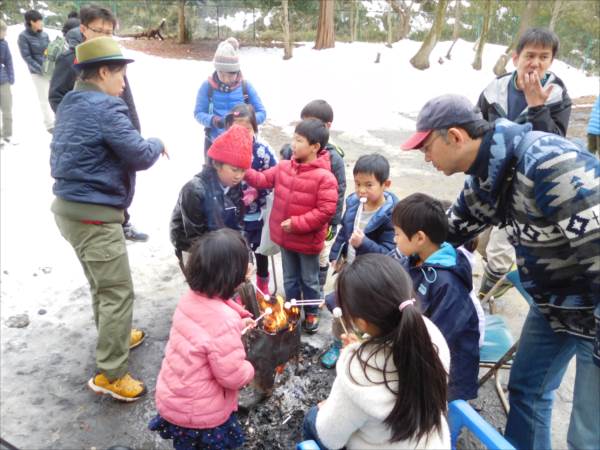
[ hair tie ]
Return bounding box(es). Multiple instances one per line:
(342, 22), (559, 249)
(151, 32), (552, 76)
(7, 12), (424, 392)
(399, 299), (416, 311)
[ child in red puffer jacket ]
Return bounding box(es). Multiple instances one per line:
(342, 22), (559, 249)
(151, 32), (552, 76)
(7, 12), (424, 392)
(244, 118), (338, 334)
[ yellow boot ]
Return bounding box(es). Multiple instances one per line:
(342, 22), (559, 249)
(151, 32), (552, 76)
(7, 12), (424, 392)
(130, 328), (145, 350)
(88, 373), (146, 402)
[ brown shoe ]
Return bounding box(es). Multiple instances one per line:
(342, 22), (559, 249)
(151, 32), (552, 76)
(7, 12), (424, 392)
(130, 328), (145, 350)
(88, 373), (146, 402)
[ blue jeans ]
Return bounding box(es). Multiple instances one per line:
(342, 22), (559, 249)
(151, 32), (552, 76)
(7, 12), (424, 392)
(280, 248), (320, 314)
(303, 405), (330, 450)
(505, 305), (600, 450)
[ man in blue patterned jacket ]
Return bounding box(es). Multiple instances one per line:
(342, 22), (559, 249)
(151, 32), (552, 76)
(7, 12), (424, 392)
(402, 94), (599, 450)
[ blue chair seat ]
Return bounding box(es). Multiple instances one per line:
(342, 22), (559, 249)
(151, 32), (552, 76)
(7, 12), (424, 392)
(480, 315), (514, 364)
(449, 400), (515, 450)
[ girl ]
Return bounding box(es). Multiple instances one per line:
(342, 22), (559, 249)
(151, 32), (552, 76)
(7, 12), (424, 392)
(225, 104), (278, 294)
(150, 228), (256, 449)
(170, 124), (253, 268)
(303, 254), (451, 449)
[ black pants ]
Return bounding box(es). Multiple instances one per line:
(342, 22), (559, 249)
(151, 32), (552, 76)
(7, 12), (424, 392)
(255, 253), (269, 278)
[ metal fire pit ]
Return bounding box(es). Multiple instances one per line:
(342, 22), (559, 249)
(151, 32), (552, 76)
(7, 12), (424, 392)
(238, 283), (302, 392)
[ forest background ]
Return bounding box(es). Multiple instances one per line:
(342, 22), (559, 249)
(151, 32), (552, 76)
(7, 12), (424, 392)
(1, 0), (598, 76)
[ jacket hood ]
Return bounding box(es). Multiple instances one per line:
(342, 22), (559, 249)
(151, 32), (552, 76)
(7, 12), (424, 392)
(65, 28), (83, 48)
(420, 243), (473, 291)
(291, 149), (331, 173)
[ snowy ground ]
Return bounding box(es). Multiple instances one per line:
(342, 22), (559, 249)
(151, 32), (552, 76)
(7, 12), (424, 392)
(1, 24), (597, 448)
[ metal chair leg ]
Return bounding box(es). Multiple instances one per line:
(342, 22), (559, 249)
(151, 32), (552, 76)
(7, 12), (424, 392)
(270, 255), (278, 296)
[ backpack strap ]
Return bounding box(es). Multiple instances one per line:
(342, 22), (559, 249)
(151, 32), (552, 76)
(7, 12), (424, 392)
(242, 80), (249, 104)
(207, 83), (214, 115)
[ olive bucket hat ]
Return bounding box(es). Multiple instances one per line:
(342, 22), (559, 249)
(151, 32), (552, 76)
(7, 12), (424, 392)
(74, 36), (134, 68)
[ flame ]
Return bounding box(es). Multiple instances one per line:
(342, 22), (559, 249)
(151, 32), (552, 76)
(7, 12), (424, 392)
(255, 291), (300, 334)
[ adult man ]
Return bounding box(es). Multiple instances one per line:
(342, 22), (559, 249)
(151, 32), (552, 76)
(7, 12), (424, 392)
(402, 94), (599, 450)
(17, 10), (54, 133)
(49, 5), (146, 241)
(475, 28), (572, 299)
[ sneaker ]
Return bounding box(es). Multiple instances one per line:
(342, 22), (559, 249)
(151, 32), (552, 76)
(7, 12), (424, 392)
(88, 373), (146, 402)
(303, 313), (320, 334)
(3, 137), (18, 146)
(320, 339), (342, 369)
(130, 328), (145, 350)
(123, 224), (149, 242)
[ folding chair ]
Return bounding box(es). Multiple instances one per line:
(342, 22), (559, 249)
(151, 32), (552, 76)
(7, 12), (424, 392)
(449, 400), (516, 450)
(296, 441), (320, 450)
(478, 270), (533, 414)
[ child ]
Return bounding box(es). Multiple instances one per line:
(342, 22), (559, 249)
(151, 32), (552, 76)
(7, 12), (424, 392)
(149, 229), (256, 449)
(391, 193), (479, 401)
(321, 154), (398, 368)
(245, 118), (338, 333)
(280, 100), (346, 295)
(225, 104), (278, 294)
(303, 254), (450, 449)
(0, 20), (14, 146)
(170, 124), (253, 266)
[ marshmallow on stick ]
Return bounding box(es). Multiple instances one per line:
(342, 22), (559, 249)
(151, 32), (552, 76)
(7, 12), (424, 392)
(332, 307), (349, 335)
(241, 307), (273, 335)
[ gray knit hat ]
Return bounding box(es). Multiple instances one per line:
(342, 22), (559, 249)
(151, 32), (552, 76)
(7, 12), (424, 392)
(213, 37), (240, 72)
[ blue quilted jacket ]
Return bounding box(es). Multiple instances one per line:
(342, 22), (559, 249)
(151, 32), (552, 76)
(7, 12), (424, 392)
(50, 82), (163, 209)
(447, 119), (600, 365)
(194, 74), (266, 142)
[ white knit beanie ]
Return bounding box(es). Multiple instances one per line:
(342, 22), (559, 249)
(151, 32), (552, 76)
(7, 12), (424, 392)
(213, 37), (240, 72)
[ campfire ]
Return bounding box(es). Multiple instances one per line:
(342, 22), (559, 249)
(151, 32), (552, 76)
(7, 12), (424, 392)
(238, 283), (303, 394)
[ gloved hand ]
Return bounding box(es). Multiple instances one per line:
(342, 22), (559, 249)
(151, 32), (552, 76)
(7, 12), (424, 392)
(212, 115), (225, 129)
(326, 225), (337, 241)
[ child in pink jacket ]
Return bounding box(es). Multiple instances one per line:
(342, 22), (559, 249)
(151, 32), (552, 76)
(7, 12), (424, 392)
(149, 228), (255, 449)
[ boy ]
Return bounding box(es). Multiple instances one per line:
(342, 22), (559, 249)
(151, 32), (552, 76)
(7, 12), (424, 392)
(476, 28), (571, 300)
(320, 154), (398, 368)
(245, 119), (337, 333)
(170, 125), (253, 267)
(391, 193), (479, 401)
(281, 100), (346, 296)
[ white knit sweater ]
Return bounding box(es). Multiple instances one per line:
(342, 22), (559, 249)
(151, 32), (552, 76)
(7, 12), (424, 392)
(316, 317), (451, 450)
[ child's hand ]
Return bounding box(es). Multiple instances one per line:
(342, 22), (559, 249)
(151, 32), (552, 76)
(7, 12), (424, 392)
(242, 317), (256, 329)
(318, 400), (327, 409)
(341, 332), (360, 347)
(245, 263), (255, 281)
(349, 229), (364, 248)
(161, 147), (170, 159)
(331, 259), (344, 273)
(281, 218), (292, 233)
(242, 187), (258, 206)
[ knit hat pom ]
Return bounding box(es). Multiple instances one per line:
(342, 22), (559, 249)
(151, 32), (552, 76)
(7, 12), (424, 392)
(207, 124), (253, 170)
(213, 36), (241, 72)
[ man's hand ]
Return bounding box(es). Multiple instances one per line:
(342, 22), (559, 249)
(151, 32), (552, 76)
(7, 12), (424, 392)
(349, 229), (365, 248)
(281, 218), (292, 233)
(331, 259), (344, 273)
(161, 147), (170, 159)
(520, 71), (553, 108)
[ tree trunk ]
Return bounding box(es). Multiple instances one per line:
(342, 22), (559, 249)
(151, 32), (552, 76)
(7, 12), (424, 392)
(549, 0), (562, 31)
(386, 10), (393, 47)
(177, 0), (187, 44)
(349, 0), (357, 42)
(445, 0), (462, 59)
(282, 0), (293, 60)
(410, 0), (448, 70)
(492, 0), (537, 76)
(315, 0), (335, 49)
(472, 0), (493, 70)
(387, 0), (412, 40)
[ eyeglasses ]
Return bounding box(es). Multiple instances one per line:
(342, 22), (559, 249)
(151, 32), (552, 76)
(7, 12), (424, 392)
(84, 25), (113, 36)
(420, 133), (441, 154)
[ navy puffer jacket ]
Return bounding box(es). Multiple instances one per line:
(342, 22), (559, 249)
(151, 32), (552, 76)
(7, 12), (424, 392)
(50, 82), (163, 209)
(17, 28), (49, 74)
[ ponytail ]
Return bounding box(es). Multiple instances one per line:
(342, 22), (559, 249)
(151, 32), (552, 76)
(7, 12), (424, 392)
(336, 254), (448, 444)
(384, 301), (447, 443)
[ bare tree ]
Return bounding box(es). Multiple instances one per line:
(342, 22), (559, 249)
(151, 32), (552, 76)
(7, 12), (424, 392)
(472, 0), (493, 70)
(492, 0), (537, 76)
(445, 0), (462, 59)
(386, 9), (393, 47)
(315, 0), (335, 49)
(410, 0), (448, 70)
(281, 0), (293, 59)
(386, 0), (412, 40)
(549, 0), (563, 31)
(177, 0), (188, 44)
(349, 0), (359, 42)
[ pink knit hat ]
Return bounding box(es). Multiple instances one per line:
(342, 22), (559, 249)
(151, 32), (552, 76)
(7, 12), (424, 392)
(207, 124), (252, 170)
(213, 37), (240, 72)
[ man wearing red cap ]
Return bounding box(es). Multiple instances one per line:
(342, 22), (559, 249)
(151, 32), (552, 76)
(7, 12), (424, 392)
(170, 124), (253, 267)
(402, 94), (599, 450)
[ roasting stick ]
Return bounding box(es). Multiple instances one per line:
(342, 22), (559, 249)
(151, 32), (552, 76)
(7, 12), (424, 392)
(241, 307), (272, 335)
(251, 281), (270, 300)
(332, 307), (349, 335)
(284, 299), (325, 309)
